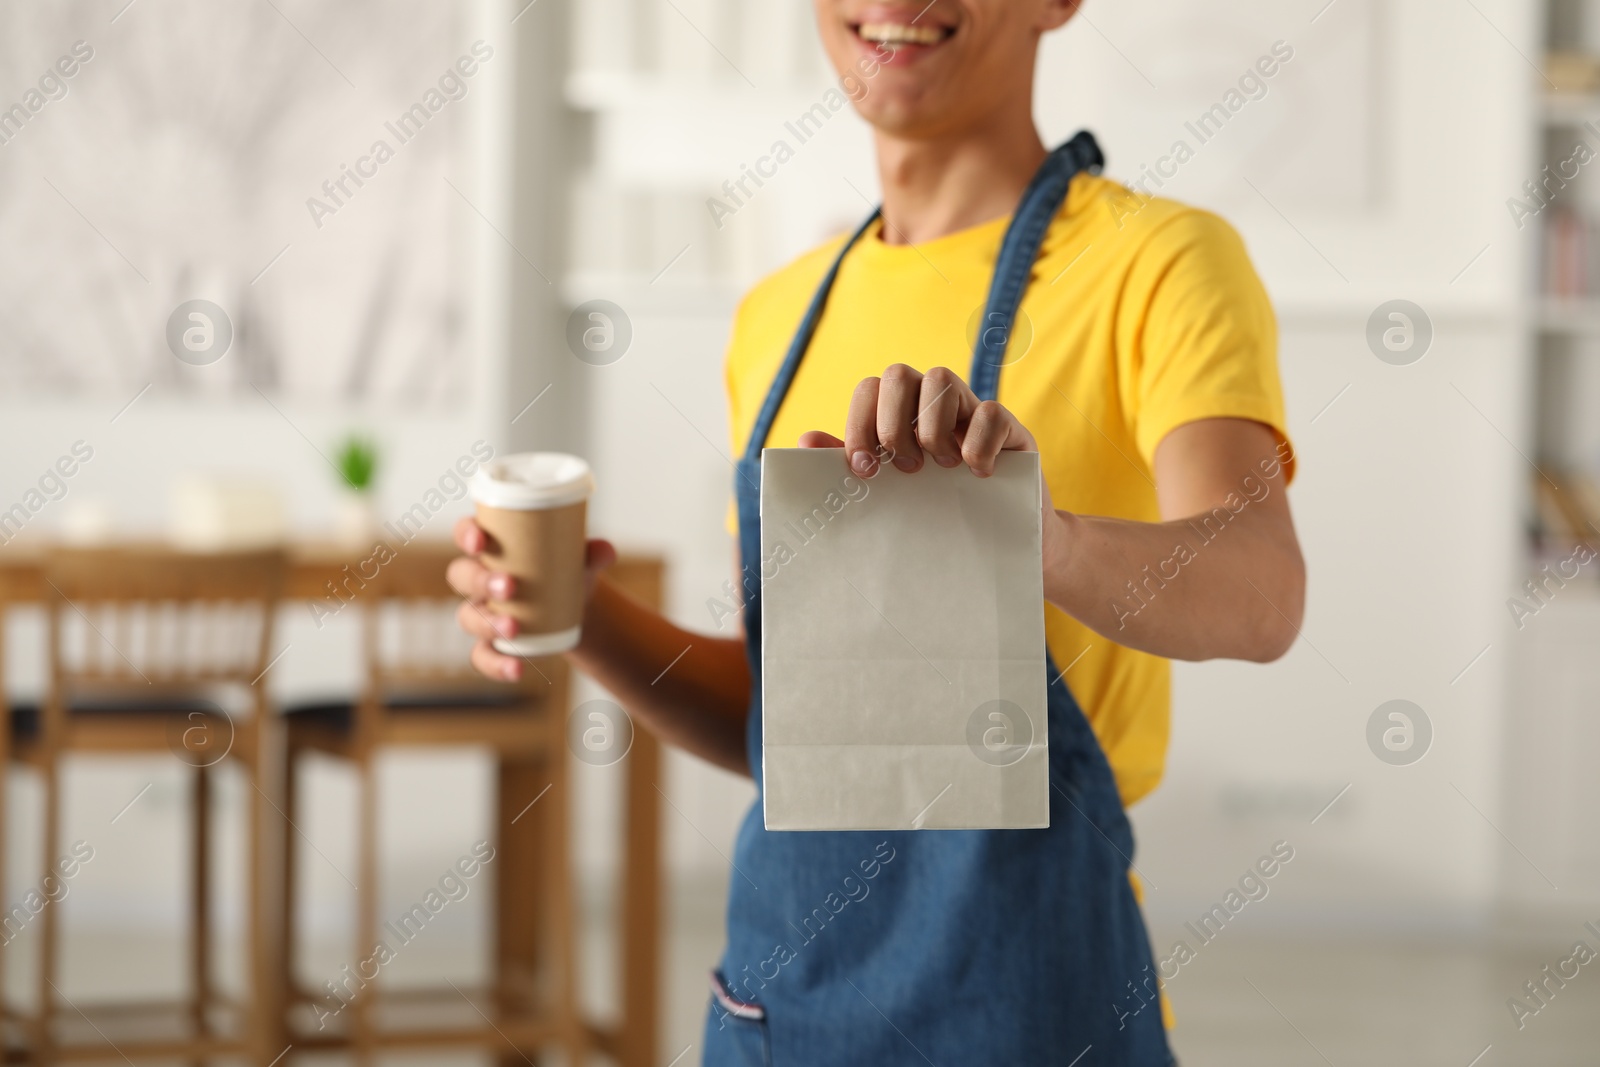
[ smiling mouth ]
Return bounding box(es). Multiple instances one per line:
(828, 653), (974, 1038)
(853, 21), (955, 49)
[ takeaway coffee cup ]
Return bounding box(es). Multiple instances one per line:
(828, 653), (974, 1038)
(469, 452), (595, 656)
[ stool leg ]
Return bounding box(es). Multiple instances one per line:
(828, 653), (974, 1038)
(34, 759), (60, 1066)
(248, 726), (289, 1066)
(282, 746), (301, 1029)
(352, 757), (377, 1066)
(190, 765), (211, 1062)
(547, 748), (586, 1067)
(617, 730), (663, 1067)
(496, 756), (546, 1066)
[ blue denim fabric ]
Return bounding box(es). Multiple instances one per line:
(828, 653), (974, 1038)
(704, 134), (1175, 1066)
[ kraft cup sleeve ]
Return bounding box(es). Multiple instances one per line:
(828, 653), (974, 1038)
(758, 448), (1049, 831)
(474, 499), (588, 639)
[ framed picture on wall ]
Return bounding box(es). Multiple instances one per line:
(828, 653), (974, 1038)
(0, 0), (497, 407)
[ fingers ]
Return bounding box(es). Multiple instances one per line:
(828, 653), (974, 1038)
(449, 549), (518, 678)
(453, 519), (528, 684)
(470, 638), (523, 682)
(961, 400), (1037, 476)
(841, 366), (1040, 478)
(844, 376), (884, 476)
(915, 367), (975, 468)
(875, 363), (925, 472)
(448, 517), (510, 600)
(446, 555), (514, 602)
(456, 597), (517, 642)
(453, 515), (488, 554)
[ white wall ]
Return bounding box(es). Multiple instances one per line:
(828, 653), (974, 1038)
(1134, 318), (1526, 932)
(1037, 0), (1531, 311)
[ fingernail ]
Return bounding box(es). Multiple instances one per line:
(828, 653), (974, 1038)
(502, 660), (521, 681)
(489, 574), (513, 598)
(851, 451), (875, 475)
(494, 616), (517, 637)
(893, 455), (917, 472)
(935, 454), (960, 468)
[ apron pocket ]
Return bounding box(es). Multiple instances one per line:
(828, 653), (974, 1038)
(707, 969), (771, 1067)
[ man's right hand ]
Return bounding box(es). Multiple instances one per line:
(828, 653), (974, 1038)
(446, 516), (616, 681)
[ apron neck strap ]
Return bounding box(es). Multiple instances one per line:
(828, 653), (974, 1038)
(741, 130), (1102, 458)
(741, 210), (880, 463)
(968, 130), (1102, 402)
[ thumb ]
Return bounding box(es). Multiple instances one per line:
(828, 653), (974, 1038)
(585, 538), (617, 573)
(798, 430), (845, 448)
(582, 538), (617, 600)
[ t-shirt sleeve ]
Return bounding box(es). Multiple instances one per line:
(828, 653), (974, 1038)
(1122, 209), (1294, 482)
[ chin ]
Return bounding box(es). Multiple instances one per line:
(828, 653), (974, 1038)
(852, 94), (949, 138)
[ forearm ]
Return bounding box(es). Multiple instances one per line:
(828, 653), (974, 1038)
(1045, 505), (1304, 662)
(567, 576), (752, 774)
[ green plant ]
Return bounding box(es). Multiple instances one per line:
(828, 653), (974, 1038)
(335, 435), (379, 492)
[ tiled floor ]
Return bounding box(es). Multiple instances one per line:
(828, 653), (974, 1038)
(10, 885), (1599, 1065)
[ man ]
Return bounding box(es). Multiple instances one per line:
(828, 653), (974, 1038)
(450, 1), (1304, 1062)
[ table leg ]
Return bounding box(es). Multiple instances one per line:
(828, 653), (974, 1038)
(496, 754), (549, 1064)
(616, 727), (662, 1067)
(249, 720), (290, 1066)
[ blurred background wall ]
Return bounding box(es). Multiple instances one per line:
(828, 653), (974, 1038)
(3, 0), (1599, 1060)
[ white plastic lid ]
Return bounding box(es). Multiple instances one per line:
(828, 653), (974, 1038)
(470, 452), (594, 510)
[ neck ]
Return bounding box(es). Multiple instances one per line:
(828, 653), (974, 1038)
(872, 107), (1047, 246)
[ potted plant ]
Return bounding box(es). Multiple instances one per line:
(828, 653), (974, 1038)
(333, 435), (380, 545)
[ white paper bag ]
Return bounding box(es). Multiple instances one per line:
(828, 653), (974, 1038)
(759, 448), (1049, 831)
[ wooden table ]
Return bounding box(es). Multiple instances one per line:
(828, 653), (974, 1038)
(0, 539), (531, 601)
(0, 538), (663, 1067)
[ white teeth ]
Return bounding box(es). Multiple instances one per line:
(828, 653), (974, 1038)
(857, 22), (947, 46)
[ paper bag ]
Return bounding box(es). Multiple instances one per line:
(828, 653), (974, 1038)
(760, 448), (1049, 831)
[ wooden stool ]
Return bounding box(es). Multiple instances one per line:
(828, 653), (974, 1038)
(281, 547), (668, 1065)
(282, 545), (583, 1062)
(10, 546), (289, 1065)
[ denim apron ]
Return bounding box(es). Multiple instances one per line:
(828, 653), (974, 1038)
(705, 132), (1174, 1066)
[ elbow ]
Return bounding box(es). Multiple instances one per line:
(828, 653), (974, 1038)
(1243, 555), (1306, 663)
(1246, 619), (1299, 664)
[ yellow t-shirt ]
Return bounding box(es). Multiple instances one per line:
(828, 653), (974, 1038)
(723, 173), (1291, 807)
